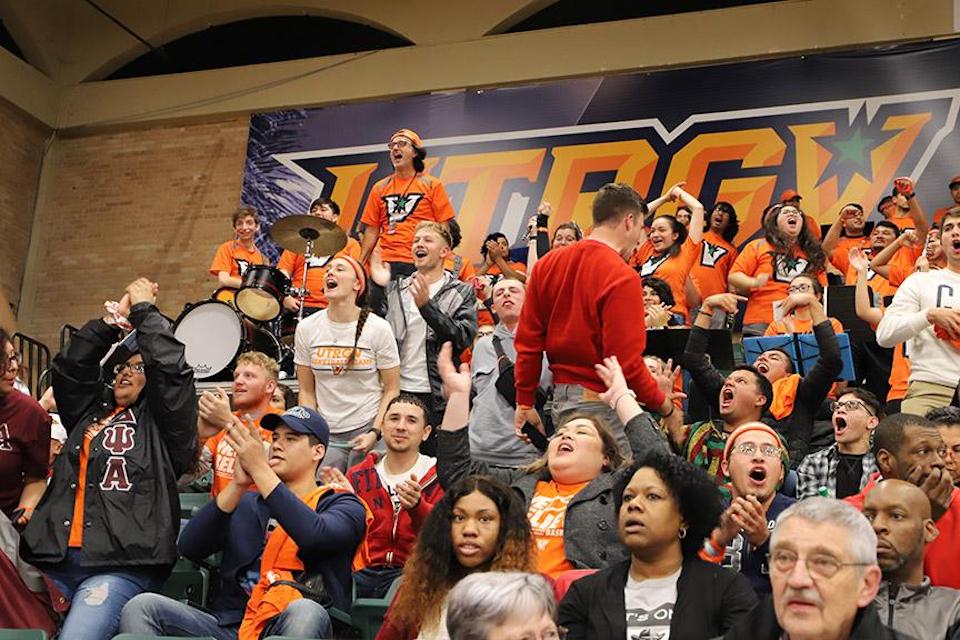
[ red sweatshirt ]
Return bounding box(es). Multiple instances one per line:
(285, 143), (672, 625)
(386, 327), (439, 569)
(846, 472), (960, 589)
(515, 239), (666, 410)
(346, 452), (443, 569)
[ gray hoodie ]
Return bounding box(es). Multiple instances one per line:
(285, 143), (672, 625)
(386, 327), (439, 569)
(875, 578), (960, 640)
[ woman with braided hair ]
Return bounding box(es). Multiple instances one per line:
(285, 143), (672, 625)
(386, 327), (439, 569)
(295, 255), (401, 471)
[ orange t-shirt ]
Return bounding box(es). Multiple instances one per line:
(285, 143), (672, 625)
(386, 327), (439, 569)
(360, 173), (456, 263)
(630, 237), (701, 323)
(690, 231), (738, 300)
(888, 341), (911, 402)
(445, 254), (477, 283)
(806, 216), (822, 240)
(730, 239), (825, 326)
(203, 409), (280, 497)
(527, 480), (588, 578)
(830, 236), (871, 276)
(764, 316), (844, 336)
(885, 213), (916, 232)
(68, 408), (126, 548)
(209, 241), (265, 279)
(277, 237), (362, 308)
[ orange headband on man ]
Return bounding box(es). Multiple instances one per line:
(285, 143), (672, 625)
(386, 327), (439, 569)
(391, 128), (423, 148)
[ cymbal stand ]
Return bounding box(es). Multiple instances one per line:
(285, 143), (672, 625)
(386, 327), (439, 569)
(297, 227), (320, 323)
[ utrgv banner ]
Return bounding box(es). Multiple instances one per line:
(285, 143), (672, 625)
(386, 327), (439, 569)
(242, 39), (960, 264)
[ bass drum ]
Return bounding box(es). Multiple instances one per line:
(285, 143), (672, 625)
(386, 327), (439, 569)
(173, 300), (281, 380)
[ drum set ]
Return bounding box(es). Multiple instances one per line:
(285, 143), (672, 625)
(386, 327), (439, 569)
(173, 215), (348, 381)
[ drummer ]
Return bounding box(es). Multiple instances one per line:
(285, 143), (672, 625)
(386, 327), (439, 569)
(209, 205), (266, 288)
(277, 197), (363, 317)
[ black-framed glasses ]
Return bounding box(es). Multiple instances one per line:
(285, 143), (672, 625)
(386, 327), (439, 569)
(386, 139), (412, 149)
(732, 442), (782, 459)
(768, 549), (871, 579)
(831, 399), (874, 416)
(787, 283), (812, 294)
(3, 352), (22, 369)
(114, 362), (145, 376)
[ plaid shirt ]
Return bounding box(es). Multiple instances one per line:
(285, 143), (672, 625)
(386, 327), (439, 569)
(796, 443), (877, 500)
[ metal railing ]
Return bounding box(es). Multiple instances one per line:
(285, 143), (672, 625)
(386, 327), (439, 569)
(12, 332), (51, 399)
(60, 324), (79, 351)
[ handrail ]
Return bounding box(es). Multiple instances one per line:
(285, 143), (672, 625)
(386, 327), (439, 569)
(12, 332), (51, 400)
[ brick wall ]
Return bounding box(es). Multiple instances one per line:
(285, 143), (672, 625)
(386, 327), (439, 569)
(18, 114), (251, 351)
(0, 99), (50, 322)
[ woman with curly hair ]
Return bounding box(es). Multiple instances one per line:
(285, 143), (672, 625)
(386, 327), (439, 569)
(375, 475), (535, 640)
(729, 203), (827, 336)
(557, 451), (757, 639)
(691, 201), (741, 301)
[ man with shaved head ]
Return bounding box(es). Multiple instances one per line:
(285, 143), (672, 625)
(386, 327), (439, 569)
(863, 479), (960, 639)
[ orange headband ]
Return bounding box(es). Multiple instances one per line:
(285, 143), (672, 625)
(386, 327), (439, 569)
(331, 255), (367, 298)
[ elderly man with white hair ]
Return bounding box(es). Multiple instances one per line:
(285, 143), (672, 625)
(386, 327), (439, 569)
(714, 498), (914, 640)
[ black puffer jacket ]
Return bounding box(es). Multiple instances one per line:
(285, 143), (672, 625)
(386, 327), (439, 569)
(21, 303), (197, 569)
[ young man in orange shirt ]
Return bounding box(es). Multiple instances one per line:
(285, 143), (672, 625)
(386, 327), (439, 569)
(359, 129), (456, 277)
(932, 175), (960, 225)
(196, 352), (282, 496)
(277, 197), (362, 317)
(209, 206), (266, 289)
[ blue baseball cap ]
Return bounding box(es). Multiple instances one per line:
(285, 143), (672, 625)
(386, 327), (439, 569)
(261, 406), (330, 447)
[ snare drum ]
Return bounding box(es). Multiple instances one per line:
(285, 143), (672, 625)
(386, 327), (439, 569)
(173, 300), (281, 380)
(236, 266), (289, 322)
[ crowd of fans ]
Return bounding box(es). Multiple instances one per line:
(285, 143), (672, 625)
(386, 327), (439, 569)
(3, 127), (960, 640)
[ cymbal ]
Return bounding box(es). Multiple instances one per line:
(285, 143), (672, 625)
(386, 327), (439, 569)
(270, 215), (347, 255)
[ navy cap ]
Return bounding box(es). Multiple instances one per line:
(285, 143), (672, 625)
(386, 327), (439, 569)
(262, 406), (330, 447)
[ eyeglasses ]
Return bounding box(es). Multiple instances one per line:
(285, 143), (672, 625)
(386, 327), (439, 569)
(830, 399), (874, 416)
(3, 352), (22, 369)
(512, 626), (567, 640)
(768, 549), (871, 579)
(732, 442), (782, 459)
(386, 139), (412, 150)
(114, 362), (145, 376)
(787, 283), (812, 294)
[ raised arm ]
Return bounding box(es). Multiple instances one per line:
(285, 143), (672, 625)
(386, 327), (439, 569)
(869, 232), (913, 279)
(675, 187), (706, 245)
(850, 249), (882, 326)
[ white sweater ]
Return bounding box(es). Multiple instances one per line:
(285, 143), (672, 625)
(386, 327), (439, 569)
(876, 268), (960, 387)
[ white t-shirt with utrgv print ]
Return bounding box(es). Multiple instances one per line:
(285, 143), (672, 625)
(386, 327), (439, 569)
(294, 309), (400, 433)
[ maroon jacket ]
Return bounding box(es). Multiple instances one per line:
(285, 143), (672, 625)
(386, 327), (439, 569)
(346, 452), (443, 568)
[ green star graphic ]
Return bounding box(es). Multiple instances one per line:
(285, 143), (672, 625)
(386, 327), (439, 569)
(830, 129), (874, 172)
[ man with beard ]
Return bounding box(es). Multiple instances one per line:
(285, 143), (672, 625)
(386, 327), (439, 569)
(797, 389), (882, 500)
(845, 413), (960, 589)
(877, 209), (960, 415)
(679, 292), (840, 473)
(864, 479), (960, 640)
(701, 422), (794, 595)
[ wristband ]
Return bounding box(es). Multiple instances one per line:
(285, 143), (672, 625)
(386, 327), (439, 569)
(372, 429), (383, 442)
(16, 506), (34, 513)
(518, 404), (533, 411)
(699, 310), (714, 318)
(610, 389), (637, 411)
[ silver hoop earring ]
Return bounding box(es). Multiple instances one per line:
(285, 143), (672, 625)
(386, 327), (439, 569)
(679, 528), (687, 539)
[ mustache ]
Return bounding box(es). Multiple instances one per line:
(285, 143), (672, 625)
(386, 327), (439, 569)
(783, 587), (823, 608)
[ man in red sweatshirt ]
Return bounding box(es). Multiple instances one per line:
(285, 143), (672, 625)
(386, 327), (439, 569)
(514, 182), (677, 451)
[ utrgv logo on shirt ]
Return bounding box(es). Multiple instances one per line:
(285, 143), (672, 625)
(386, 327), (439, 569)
(639, 254), (670, 277)
(100, 411), (137, 492)
(772, 255), (811, 283)
(700, 242), (729, 267)
(384, 193), (424, 224)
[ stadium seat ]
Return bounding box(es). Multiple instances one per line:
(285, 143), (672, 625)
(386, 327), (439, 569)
(0, 631), (47, 640)
(160, 566), (210, 608)
(178, 492), (212, 519)
(349, 576), (402, 640)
